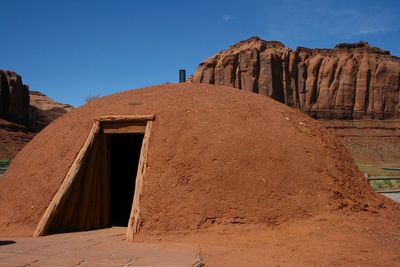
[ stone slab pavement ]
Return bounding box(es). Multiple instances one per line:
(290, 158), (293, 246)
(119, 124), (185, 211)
(382, 192), (400, 203)
(0, 227), (202, 267)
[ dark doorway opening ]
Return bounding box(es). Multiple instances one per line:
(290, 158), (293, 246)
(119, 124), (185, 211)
(109, 134), (144, 226)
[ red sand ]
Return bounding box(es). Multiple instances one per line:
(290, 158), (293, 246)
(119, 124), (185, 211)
(0, 84), (399, 264)
(137, 211), (400, 266)
(0, 119), (34, 159)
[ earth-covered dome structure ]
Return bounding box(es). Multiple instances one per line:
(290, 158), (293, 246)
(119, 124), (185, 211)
(0, 83), (390, 240)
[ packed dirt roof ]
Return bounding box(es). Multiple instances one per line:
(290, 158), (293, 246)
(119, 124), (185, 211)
(0, 83), (399, 240)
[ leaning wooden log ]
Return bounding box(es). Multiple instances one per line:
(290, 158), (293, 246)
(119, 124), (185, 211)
(33, 121), (101, 237)
(127, 120), (153, 241)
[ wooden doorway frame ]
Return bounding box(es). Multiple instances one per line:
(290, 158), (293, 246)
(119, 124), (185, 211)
(33, 115), (154, 241)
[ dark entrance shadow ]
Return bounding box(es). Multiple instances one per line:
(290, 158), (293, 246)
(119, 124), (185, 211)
(0, 240), (16, 246)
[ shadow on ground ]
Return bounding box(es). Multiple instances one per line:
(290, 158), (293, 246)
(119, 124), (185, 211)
(0, 240), (15, 246)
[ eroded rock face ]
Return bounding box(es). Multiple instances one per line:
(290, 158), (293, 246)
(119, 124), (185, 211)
(0, 69), (73, 131)
(0, 70), (30, 125)
(29, 91), (73, 131)
(192, 37), (400, 119)
(0, 70), (73, 159)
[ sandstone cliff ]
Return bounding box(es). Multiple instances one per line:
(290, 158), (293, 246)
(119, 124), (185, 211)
(0, 70), (73, 159)
(29, 91), (73, 131)
(0, 69), (72, 131)
(0, 70), (30, 125)
(192, 37), (400, 119)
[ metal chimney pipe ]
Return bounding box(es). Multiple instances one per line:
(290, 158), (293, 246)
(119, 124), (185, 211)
(179, 69), (186, 83)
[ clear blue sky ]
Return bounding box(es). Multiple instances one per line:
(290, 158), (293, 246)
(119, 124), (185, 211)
(1, 0), (399, 107)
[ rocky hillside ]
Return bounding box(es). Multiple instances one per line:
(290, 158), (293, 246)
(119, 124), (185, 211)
(192, 37), (400, 120)
(0, 70), (30, 125)
(29, 91), (73, 131)
(0, 70), (72, 159)
(0, 70), (72, 131)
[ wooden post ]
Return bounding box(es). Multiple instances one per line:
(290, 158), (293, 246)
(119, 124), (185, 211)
(127, 120), (153, 241)
(179, 69), (186, 83)
(33, 122), (101, 237)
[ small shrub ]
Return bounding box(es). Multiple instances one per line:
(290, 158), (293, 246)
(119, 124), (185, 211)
(85, 95), (101, 103)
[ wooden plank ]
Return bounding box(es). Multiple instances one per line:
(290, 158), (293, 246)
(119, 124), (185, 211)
(96, 115), (155, 122)
(78, 134), (102, 229)
(98, 133), (109, 228)
(127, 120), (153, 241)
(103, 121), (147, 128)
(103, 124), (146, 134)
(102, 135), (110, 226)
(376, 189), (400, 193)
(33, 121), (101, 237)
(368, 176), (400, 180)
(382, 167), (400, 171)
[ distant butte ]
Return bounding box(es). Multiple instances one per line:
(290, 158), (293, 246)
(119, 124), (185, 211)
(0, 70), (72, 131)
(0, 70), (72, 159)
(192, 37), (400, 119)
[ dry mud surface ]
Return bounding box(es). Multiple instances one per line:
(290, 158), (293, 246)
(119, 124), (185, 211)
(137, 211), (400, 266)
(0, 227), (201, 267)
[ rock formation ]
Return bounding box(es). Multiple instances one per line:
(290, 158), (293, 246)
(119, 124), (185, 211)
(0, 70), (30, 125)
(192, 37), (400, 119)
(29, 91), (73, 131)
(0, 69), (73, 159)
(0, 69), (73, 131)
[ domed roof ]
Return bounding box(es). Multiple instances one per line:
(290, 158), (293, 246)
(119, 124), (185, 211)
(0, 83), (382, 237)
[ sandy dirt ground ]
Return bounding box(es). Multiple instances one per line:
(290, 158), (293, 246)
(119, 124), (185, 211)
(321, 119), (400, 171)
(0, 227), (201, 267)
(136, 210), (400, 266)
(2, 210), (399, 266)
(0, 119), (34, 159)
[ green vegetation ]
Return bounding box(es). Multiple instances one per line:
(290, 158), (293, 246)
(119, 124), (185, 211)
(370, 179), (400, 190)
(356, 163), (400, 190)
(0, 159), (12, 176)
(0, 159), (12, 168)
(356, 163), (400, 176)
